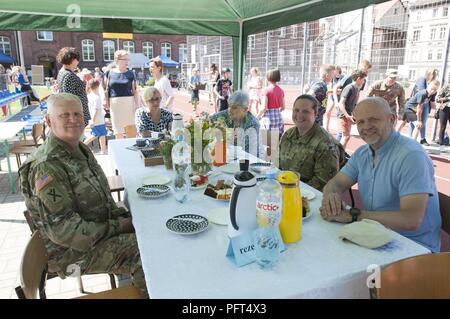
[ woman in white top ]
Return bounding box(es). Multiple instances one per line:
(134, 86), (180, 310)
(150, 57), (174, 110)
(247, 67), (263, 114)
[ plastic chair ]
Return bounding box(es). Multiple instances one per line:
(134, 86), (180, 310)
(15, 232), (144, 299)
(371, 252), (450, 299)
(439, 192), (450, 235)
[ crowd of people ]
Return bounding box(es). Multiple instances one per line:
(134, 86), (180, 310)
(13, 46), (448, 298)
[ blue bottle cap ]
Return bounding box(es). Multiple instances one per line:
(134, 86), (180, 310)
(265, 169), (278, 179)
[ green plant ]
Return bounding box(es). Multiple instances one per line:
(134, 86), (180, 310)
(160, 139), (176, 157)
(146, 78), (156, 86)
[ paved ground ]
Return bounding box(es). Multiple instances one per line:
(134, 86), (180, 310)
(0, 87), (448, 299)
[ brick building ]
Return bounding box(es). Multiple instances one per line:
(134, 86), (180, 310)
(0, 30), (186, 78)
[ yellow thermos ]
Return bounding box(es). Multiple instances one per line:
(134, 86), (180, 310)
(277, 171), (302, 243)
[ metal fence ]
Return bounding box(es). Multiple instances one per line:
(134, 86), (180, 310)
(187, 0), (450, 90)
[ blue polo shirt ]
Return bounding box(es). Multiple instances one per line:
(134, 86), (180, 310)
(341, 131), (441, 252)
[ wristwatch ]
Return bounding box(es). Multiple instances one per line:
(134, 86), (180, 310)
(349, 207), (361, 223)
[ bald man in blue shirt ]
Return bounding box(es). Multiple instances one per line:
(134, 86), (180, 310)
(320, 97), (441, 252)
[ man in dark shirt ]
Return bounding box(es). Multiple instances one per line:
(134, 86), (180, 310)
(307, 64), (334, 126)
(336, 70), (367, 150)
(402, 80), (440, 143)
(333, 59), (372, 103)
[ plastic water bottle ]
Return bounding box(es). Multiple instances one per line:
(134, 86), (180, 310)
(254, 169), (282, 269)
(171, 135), (191, 203)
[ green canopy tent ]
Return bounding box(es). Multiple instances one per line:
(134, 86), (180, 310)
(0, 0), (389, 88)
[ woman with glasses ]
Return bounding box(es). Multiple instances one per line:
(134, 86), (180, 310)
(135, 87), (173, 136)
(104, 50), (140, 139)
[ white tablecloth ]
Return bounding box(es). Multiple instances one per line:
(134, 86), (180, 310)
(109, 138), (430, 299)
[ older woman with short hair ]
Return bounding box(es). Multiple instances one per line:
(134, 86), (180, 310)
(209, 90), (260, 157)
(135, 87), (173, 137)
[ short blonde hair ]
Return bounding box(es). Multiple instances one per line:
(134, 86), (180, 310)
(250, 67), (260, 76)
(114, 50), (129, 62)
(142, 87), (161, 102)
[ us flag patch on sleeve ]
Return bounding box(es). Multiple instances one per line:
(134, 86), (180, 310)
(35, 174), (54, 192)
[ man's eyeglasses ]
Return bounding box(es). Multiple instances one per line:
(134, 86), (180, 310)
(118, 58), (129, 61)
(147, 97), (161, 102)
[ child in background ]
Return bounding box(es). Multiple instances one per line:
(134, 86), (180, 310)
(190, 68), (201, 115)
(84, 79), (108, 154)
(215, 68), (233, 111)
(258, 69), (285, 138)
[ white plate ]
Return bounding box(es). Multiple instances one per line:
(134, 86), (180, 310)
(301, 188), (316, 200)
(191, 183), (207, 190)
(137, 184), (171, 199)
(166, 214), (209, 235)
(141, 175), (171, 185)
(207, 207), (228, 225)
(303, 209), (313, 221)
(219, 163), (240, 174)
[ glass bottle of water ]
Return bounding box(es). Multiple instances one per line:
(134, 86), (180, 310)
(254, 169), (282, 269)
(171, 135), (191, 203)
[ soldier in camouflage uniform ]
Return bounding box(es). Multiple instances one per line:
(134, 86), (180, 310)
(18, 93), (148, 297)
(367, 69), (405, 118)
(279, 94), (343, 191)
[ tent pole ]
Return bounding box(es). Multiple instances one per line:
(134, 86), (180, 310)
(17, 31), (25, 68)
(238, 20), (243, 90)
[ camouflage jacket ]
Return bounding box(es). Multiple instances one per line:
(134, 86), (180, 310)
(279, 124), (341, 191)
(367, 80), (406, 114)
(436, 83), (450, 108)
(19, 134), (128, 273)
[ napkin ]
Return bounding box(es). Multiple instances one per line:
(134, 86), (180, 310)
(338, 219), (394, 249)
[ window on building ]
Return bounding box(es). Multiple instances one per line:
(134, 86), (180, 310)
(440, 27), (447, 40)
(291, 25), (298, 39)
(278, 48), (285, 66)
(432, 8), (438, 18)
(444, 8), (449, 17)
(411, 50), (418, 61)
(142, 42), (153, 59)
(0, 36), (11, 56)
(394, 8), (398, 15)
(430, 28), (436, 40)
(428, 50), (433, 60)
(437, 49), (443, 60)
(161, 42), (171, 58)
(191, 44), (197, 63)
(36, 31), (53, 41)
(289, 49), (296, 66)
(248, 35), (256, 49)
(81, 39), (95, 62)
(413, 30), (421, 42)
(103, 40), (115, 62)
(123, 41), (135, 53)
(279, 27), (286, 38)
(179, 43), (187, 63)
(416, 11), (421, 21)
(409, 70), (416, 81)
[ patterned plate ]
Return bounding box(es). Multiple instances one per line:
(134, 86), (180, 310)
(166, 214), (209, 235)
(250, 162), (273, 174)
(136, 184), (170, 199)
